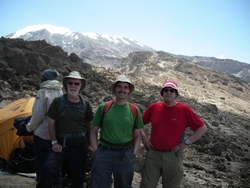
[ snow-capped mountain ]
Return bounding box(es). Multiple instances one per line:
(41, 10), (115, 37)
(5, 24), (250, 83)
(9, 24), (72, 38)
(6, 24), (155, 67)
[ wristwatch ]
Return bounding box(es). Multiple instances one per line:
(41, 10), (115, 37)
(52, 140), (58, 145)
(184, 139), (191, 145)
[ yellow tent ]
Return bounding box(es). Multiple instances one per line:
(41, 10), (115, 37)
(0, 98), (34, 161)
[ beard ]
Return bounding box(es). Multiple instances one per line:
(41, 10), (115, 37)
(67, 89), (79, 96)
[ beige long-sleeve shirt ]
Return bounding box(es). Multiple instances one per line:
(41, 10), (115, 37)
(26, 80), (63, 140)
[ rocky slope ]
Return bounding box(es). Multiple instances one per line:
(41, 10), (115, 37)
(0, 38), (249, 187)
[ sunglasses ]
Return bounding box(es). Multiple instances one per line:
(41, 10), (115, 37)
(162, 88), (176, 93)
(67, 82), (81, 86)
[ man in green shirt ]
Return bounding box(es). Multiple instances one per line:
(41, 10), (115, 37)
(90, 75), (144, 188)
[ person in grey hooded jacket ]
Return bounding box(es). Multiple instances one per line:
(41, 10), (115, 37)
(26, 68), (63, 182)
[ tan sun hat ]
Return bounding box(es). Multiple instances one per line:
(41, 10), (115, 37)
(110, 75), (135, 94)
(63, 71), (86, 91)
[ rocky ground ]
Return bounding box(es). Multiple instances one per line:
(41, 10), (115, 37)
(0, 38), (250, 187)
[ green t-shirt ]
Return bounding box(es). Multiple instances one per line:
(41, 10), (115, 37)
(92, 102), (143, 144)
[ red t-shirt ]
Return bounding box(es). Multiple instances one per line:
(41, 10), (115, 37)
(142, 102), (204, 150)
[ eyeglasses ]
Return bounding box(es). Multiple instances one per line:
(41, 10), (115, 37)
(67, 82), (81, 86)
(162, 88), (175, 93)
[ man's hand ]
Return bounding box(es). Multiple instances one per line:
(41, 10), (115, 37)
(171, 142), (188, 154)
(140, 129), (153, 150)
(52, 144), (62, 153)
(88, 144), (94, 156)
(142, 135), (153, 150)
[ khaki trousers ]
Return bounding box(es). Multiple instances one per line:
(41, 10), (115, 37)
(140, 150), (183, 188)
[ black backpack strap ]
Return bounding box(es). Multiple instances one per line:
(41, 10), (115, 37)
(57, 94), (67, 116)
(79, 95), (86, 113)
(57, 94), (86, 116)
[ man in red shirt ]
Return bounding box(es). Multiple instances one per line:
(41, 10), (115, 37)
(140, 80), (207, 188)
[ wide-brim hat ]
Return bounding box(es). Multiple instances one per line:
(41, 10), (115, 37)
(160, 80), (179, 97)
(63, 71), (86, 91)
(111, 75), (135, 94)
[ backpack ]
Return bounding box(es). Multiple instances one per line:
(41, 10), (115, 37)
(57, 94), (86, 116)
(101, 100), (137, 127)
(13, 116), (33, 136)
(7, 144), (35, 173)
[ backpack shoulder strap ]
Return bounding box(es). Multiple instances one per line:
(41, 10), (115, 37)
(100, 100), (113, 128)
(102, 101), (137, 118)
(129, 103), (137, 119)
(57, 94), (86, 116)
(79, 95), (86, 111)
(57, 94), (67, 116)
(103, 100), (113, 115)
(100, 101), (137, 128)
(129, 103), (137, 145)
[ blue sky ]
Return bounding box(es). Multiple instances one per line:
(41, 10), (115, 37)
(1, 0), (249, 64)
